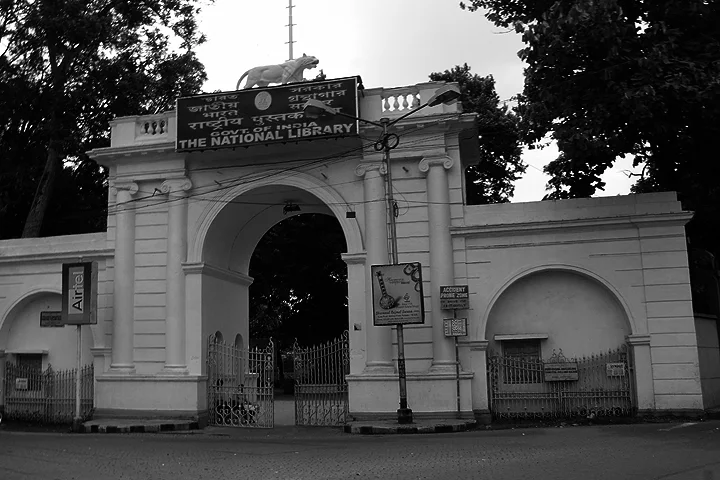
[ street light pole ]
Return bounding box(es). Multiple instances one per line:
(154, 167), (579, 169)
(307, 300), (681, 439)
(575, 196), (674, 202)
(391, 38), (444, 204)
(380, 117), (413, 423)
(303, 84), (461, 425)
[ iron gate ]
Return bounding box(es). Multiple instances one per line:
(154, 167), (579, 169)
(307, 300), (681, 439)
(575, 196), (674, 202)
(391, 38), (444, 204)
(292, 331), (350, 426)
(488, 345), (636, 420)
(207, 334), (274, 428)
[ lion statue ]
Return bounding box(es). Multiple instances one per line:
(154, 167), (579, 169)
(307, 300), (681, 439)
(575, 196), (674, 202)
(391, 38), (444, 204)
(235, 54), (319, 90)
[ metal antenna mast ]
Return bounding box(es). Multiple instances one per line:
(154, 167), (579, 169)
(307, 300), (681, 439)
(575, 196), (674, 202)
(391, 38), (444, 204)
(286, 0), (295, 60)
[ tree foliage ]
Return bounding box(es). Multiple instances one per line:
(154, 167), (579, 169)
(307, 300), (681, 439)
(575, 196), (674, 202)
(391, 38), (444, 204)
(430, 64), (524, 204)
(249, 214), (348, 349)
(0, 0), (211, 239)
(460, 0), (720, 256)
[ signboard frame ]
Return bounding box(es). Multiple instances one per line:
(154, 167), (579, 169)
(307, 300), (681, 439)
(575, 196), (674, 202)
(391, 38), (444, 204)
(440, 285), (469, 311)
(176, 76), (360, 153)
(61, 262), (98, 325)
(371, 263), (425, 326)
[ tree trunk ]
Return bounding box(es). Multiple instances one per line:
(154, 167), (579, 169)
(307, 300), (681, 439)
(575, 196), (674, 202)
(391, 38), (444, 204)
(21, 140), (61, 238)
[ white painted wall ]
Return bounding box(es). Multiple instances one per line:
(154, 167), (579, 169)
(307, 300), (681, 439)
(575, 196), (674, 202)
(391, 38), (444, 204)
(485, 270), (630, 358)
(4, 293), (94, 370)
(455, 192), (704, 412)
(0, 233), (110, 356)
(201, 272), (248, 358)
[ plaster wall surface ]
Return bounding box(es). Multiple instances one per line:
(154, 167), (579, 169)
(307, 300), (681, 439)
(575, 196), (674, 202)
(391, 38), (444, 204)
(454, 192), (703, 412)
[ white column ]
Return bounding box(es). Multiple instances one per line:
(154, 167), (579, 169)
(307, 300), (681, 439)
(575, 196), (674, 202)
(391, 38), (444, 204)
(419, 156), (456, 370)
(355, 163), (394, 373)
(161, 177), (192, 373)
(110, 181), (138, 372)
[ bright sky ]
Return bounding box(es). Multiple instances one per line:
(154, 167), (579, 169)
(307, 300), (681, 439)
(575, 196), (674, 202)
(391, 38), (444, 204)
(195, 0), (640, 203)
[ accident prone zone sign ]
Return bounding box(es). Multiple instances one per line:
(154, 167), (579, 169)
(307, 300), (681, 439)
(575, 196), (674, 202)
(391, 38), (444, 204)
(440, 285), (469, 310)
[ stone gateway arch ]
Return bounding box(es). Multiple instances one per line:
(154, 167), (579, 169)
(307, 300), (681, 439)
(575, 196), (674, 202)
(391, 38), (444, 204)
(0, 77), (716, 426)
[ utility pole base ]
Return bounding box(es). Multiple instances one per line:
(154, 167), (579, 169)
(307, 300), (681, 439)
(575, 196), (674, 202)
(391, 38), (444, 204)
(72, 417), (83, 433)
(397, 408), (413, 424)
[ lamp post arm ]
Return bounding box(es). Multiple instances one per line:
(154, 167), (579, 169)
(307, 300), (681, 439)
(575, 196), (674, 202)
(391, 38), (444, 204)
(332, 110), (384, 128)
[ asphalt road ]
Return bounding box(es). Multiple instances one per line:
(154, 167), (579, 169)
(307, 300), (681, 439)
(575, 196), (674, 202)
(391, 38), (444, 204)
(1, 421), (719, 480)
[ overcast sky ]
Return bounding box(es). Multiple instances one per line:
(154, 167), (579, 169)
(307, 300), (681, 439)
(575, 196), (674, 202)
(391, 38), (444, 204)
(194, 0), (640, 202)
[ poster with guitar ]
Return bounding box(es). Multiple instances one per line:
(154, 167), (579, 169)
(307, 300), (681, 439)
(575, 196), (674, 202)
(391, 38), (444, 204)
(371, 263), (425, 326)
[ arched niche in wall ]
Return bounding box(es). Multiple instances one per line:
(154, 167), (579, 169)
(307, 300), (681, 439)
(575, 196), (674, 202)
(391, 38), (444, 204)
(0, 290), (95, 371)
(484, 269), (632, 358)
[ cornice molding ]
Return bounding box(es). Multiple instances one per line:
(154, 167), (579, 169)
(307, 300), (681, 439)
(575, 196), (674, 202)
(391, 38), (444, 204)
(451, 212), (694, 238)
(182, 262), (253, 286)
(341, 251), (367, 265)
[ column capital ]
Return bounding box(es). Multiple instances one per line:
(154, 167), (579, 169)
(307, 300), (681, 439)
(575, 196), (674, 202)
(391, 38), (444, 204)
(110, 181), (139, 197)
(355, 162), (387, 177)
(341, 251), (367, 265)
(419, 155), (454, 174)
(161, 177), (193, 195)
(627, 334), (651, 346)
(459, 340), (489, 352)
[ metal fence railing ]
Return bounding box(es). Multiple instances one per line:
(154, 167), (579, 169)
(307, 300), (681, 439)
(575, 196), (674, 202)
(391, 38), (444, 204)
(3, 363), (94, 424)
(488, 345), (635, 420)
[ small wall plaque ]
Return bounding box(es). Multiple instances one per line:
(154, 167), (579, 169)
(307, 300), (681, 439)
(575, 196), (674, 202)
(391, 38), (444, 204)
(443, 318), (468, 337)
(606, 362), (626, 377)
(543, 362), (579, 382)
(40, 311), (63, 328)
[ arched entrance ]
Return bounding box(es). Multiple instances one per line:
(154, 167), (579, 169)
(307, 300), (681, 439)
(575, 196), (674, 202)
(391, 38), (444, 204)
(193, 178), (362, 428)
(483, 267), (637, 420)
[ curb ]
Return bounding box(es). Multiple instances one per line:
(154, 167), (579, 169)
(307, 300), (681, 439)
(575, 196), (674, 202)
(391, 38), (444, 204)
(82, 421), (200, 434)
(343, 421), (476, 435)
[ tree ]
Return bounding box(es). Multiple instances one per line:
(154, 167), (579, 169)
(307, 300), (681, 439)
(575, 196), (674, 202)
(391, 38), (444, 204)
(430, 64), (524, 204)
(0, 0), (211, 239)
(248, 213), (349, 349)
(460, 0), (720, 257)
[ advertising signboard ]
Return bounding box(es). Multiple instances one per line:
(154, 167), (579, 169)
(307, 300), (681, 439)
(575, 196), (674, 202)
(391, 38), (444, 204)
(176, 77), (359, 152)
(61, 262), (98, 325)
(371, 263), (425, 326)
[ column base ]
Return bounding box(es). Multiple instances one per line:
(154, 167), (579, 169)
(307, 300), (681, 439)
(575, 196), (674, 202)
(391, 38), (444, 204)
(108, 363), (136, 374)
(159, 365), (189, 376)
(362, 361), (396, 375)
(428, 360), (457, 374)
(96, 373), (206, 414)
(347, 370), (474, 415)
